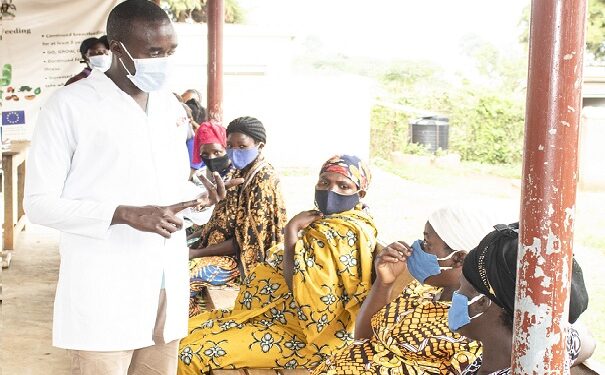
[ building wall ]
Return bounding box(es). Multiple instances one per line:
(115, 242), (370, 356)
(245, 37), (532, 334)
(579, 106), (605, 190)
(170, 23), (372, 168)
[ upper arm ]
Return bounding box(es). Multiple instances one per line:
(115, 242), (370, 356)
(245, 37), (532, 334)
(571, 322), (596, 366)
(25, 97), (76, 206)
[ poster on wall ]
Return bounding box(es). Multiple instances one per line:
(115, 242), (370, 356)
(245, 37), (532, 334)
(1, 0), (121, 141)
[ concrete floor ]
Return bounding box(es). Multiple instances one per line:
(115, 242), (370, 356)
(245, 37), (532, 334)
(2, 225), (71, 374)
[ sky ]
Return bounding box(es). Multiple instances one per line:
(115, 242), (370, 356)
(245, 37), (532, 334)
(240, 0), (530, 68)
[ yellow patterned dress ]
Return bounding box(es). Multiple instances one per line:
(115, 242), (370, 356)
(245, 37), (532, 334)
(312, 281), (482, 375)
(189, 156), (287, 316)
(178, 208), (378, 374)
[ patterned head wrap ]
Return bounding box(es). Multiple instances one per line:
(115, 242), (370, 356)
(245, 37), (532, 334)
(463, 223), (588, 324)
(320, 154), (371, 191)
(192, 121), (227, 164)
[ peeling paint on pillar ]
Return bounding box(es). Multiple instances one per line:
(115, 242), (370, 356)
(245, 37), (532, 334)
(207, 0), (224, 123)
(513, 0), (586, 373)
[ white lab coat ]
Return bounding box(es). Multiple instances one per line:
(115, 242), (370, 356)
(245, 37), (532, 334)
(24, 70), (194, 351)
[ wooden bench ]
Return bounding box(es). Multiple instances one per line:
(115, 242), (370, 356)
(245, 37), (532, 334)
(572, 359), (605, 374)
(205, 285), (240, 310)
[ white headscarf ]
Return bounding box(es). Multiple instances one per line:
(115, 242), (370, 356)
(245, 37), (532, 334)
(428, 203), (503, 251)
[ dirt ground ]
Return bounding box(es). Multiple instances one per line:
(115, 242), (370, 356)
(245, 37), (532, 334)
(2, 163), (602, 374)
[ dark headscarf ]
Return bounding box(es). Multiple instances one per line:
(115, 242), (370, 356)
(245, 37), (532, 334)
(320, 154), (371, 191)
(226, 116), (266, 144)
(186, 99), (206, 124)
(463, 223), (588, 324)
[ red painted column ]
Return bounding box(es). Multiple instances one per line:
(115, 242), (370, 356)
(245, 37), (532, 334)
(513, 0), (587, 373)
(207, 0), (224, 123)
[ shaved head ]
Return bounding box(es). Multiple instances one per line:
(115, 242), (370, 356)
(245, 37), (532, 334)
(106, 0), (170, 45)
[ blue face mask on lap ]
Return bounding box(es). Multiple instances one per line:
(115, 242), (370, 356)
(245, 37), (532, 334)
(447, 291), (487, 331)
(227, 147), (258, 170)
(407, 240), (457, 284)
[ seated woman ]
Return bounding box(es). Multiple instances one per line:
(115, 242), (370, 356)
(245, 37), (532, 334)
(452, 223), (594, 374)
(185, 121), (234, 228)
(178, 155), (377, 373)
(313, 204), (498, 375)
(188, 117), (287, 316)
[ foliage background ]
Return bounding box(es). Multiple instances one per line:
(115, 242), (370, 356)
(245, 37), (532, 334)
(161, 0), (244, 23)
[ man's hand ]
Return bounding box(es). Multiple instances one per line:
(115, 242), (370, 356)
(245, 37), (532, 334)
(112, 173), (243, 239)
(375, 241), (412, 285)
(112, 204), (195, 239)
(195, 172), (244, 209)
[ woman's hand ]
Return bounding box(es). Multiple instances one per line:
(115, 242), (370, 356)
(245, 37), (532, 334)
(284, 210), (322, 292)
(287, 210), (323, 233)
(195, 172), (244, 209)
(375, 241), (412, 285)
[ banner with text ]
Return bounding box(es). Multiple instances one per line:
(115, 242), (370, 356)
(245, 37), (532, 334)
(1, 0), (120, 140)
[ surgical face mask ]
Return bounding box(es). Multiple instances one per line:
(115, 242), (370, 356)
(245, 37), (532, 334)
(315, 189), (359, 215)
(118, 42), (172, 92)
(202, 154), (231, 175)
(88, 54), (112, 72)
(226, 147), (258, 169)
(447, 291), (487, 331)
(407, 240), (458, 284)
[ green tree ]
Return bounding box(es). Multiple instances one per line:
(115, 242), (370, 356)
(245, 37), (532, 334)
(519, 0), (605, 60)
(586, 0), (605, 60)
(460, 34), (528, 95)
(164, 0), (200, 22)
(162, 0), (244, 24)
(448, 91), (525, 164)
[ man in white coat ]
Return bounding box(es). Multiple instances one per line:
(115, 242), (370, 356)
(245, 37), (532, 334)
(24, 1), (241, 373)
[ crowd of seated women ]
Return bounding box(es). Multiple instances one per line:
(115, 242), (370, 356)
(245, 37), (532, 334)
(177, 111), (596, 375)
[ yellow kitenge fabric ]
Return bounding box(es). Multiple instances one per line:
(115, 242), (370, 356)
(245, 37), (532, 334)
(189, 156), (287, 316)
(178, 207), (378, 374)
(312, 280), (482, 375)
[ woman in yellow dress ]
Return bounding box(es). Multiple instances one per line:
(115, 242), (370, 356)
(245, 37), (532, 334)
(178, 155), (377, 373)
(313, 204), (499, 375)
(188, 117), (288, 316)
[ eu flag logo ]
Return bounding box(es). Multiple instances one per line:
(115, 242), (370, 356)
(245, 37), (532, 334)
(2, 110), (26, 125)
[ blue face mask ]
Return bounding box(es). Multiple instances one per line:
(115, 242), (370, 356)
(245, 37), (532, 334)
(227, 147), (258, 169)
(448, 291), (487, 332)
(118, 42), (172, 92)
(406, 240), (457, 284)
(314, 189), (359, 215)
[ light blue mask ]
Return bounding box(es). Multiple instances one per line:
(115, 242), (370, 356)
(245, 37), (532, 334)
(447, 291), (486, 332)
(227, 147), (258, 169)
(407, 240), (456, 284)
(118, 42), (172, 92)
